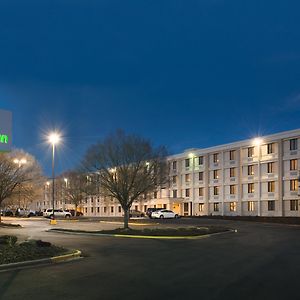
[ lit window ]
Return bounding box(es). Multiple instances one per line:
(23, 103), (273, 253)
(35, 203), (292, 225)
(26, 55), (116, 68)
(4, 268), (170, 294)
(248, 183), (254, 194)
(229, 202), (236, 212)
(199, 203), (204, 212)
(267, 143), (274, 154)
(185, 174), (190, 182)
(290, 159), (298, 171)
(213, 153), (219, 163)
(230, 167), (235, 177)
(213, 170), (219, 179)
(290, 139), (298, 151)
(268, 200), (275, 211)
(230, 185), (236, 195)
(213, 203), (219, 211)
(290, 180), (298, 191)
(248, 147), (254, 157)
(268, 181), (275, 193)
(267, 162), (274, 173)
(214, 186), (219, 195)
(248, 201), (254, 211)
(290, 200), (298, 211)
(199, 187), (203, 197)
(248, 165), (254, 176)
(229, 150), (235, 160)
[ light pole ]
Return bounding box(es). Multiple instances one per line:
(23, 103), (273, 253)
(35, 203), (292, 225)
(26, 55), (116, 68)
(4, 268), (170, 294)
(253, 138), (263, 216)
(64, 178), (68, 210)
(48, 132), (60, 224)
(13, 158), (27, 210)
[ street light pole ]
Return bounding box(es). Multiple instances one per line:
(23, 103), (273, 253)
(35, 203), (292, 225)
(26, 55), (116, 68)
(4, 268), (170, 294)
(13, 158), (27, 210)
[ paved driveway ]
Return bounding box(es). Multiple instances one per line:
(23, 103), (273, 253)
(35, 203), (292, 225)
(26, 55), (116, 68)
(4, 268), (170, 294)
(0, 217), (300, 300)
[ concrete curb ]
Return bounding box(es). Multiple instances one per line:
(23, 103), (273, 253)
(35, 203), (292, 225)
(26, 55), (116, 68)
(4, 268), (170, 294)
(48, 229), (237, 240)
(99, 221), (159, 226)
(0, 249), (82, 272)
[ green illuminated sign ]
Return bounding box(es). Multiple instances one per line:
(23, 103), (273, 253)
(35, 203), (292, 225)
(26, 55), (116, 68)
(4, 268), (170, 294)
(0, 134), (8, 144)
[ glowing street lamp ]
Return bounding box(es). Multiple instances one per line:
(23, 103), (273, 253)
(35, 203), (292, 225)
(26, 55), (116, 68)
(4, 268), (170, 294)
(48, 132), (61, 223)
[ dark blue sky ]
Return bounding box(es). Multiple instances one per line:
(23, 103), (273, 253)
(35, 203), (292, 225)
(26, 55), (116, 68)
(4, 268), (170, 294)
(0, 0), (300, 175)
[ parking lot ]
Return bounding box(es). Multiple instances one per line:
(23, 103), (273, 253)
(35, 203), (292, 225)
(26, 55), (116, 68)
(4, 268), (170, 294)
(1, 217), (300, 300)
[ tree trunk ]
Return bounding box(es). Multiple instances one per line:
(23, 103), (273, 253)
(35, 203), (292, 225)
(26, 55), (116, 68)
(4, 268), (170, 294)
(123, 208), (129, 229)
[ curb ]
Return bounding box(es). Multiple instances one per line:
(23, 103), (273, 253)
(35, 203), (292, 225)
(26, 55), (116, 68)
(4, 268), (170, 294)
(99, 221), (159, 226)
(0, 250), (82, 272)
(48, 229), (237, 240)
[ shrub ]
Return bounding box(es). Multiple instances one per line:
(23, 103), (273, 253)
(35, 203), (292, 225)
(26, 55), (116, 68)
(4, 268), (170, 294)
(0, 235), (18, 246)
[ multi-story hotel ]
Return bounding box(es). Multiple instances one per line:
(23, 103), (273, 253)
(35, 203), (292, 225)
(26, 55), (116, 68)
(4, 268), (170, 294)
(36, 128), (300, 217)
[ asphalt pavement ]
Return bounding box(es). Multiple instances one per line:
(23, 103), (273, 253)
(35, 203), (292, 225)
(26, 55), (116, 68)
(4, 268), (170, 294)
(0, 217), (300, 300)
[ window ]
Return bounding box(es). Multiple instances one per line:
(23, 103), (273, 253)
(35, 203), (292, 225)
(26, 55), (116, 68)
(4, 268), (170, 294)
(230, 185), (236, 195)
(172, 161), (177, 170)
(173, 190), (177, 198)
(91, 197), (94, 203)
(154, 191), (158, 198)
(213, 153), (219, 163)
(118, 206), (122, 213)
(163, 204), (167, 209)
(135, 205), (138, 211)
(185, 189), (190, 197)
(229, 150), (235, 160)
(199, 172), (203, 181)
(185, 158), (190, 168)
(213, 170), (219, 179)
(85, 207), (88, 214)
(185, 174), (190, 182)
(230, 202), (236, 212)
(248, 201), (255, 211)
(230, 167), (235, 178)
(248, 183), (254, 194)
(91, 207), (94, 213)
(268, 181), (275, 193)
(248, 165), (254, 176)
(248, 147), (254, 157)
(267, 143), (274, 154)
(290, 200), (298, 211)
(213, 203), (219, 212)
(97, 207), (100, 213)
(199, 203), (204, 212)
(104, 207), (107, 213)
(290, 179), (298, 191)
(214, 186), (219, 195)
(290, 159), (298, 171)
(290, 139), (298, 151)
(198, 156), (203, 165)
(172, 175), (177, 184)
(199, 187), (203, 197)
(111, 206), (114, 213)
(268, 200), (275, 211)
(267, 162), (274, 173)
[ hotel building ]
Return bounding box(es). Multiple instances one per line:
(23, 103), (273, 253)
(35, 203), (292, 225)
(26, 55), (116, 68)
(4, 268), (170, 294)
(37, 128), (300, 217)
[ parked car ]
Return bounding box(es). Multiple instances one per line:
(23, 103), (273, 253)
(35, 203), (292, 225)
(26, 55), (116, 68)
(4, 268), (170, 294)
(129, 210), (145, 218)
(0, 210), (14, 217)
(146, 207), (167, 218)
(15, 208), (36, 217)
(66, 209), (84, 217)
(151, 209), (179, 219)
(43, 209), (71, 219)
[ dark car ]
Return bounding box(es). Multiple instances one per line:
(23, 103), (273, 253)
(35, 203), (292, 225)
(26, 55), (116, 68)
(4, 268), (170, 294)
(0, 210), (14, 217)
(129, 210), (145, 218)
(146, 208), (166, 218)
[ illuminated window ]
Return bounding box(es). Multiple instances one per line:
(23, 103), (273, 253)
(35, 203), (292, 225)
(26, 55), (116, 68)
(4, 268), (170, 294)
(198, 156), (203, 165)
(290, 180), (298, 191)
(268, 200), (275, 211)
(185, 174), (190, 182)
(290, 200), (298, 211)
(290, 159), (298, 171)
(213, 170), (219, 179)
(199, 203), (204, 212)
(290, 139), (298, 151)
(267, 143), (274, 154)
(199, 172), (203, 181)
(230, 185), (236, 195)
(213, 153), (219, 163)
(230, 167), (235, 177)
(248, 183), (254, 194)
(229, 150), (235, 160)
(230, 202), (236, 212)
(185, 189), (190, 197)
(268, 181), (275, 193)
(213, 203), (219, 211)
(214, 186), (219, 195)
(267, 162), (274, 173)
(248, 201), (254, 211)
(199, 187), (203, 197)
(248, 165), (254, 175)
(248, 147), (254, 158)
(185, 159), (190, 168)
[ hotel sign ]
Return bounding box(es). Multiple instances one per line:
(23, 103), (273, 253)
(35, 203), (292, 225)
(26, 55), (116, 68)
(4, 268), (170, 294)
(0, 109), (12, 152)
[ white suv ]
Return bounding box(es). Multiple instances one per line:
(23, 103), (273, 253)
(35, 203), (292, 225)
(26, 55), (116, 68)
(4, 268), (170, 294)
(43, 209), (71, 219)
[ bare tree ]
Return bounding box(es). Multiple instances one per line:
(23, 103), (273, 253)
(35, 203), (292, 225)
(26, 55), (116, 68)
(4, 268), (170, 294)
(82, 131), (168, 229)
(61, 170), (94, 215)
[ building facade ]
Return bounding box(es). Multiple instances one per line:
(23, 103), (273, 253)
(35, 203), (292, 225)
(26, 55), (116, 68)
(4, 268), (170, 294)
(36, 129), (300, 217)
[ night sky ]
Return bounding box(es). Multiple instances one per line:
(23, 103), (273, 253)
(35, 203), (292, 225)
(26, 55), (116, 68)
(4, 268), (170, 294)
(0, 0), (300, 175)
